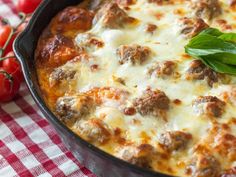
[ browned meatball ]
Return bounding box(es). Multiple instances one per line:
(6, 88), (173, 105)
(78, 119), (111, 144)
(179, 17), (209, 38)
(36, 35), (78, 68)
(117, 44), (151, 65)
(133, 89), (170, 116)
(148, 61), (176, 77)
(49, 67), (76, 87)
(186, 60), (219, 87)
(193, 96), (226, 118)
(191, 0), (222, 20)
(50, 7), (94, 34)
(186, 154), (221, 177)
(55, 94), (93, 124)
(118, 144), (155, 169)
(93, 2), (135, 28)
(159, 131), (192, 152)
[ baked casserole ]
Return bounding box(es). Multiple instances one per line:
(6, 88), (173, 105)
(35, 0), (236, 176)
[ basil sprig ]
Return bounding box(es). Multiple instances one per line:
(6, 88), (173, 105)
(185, 28), (236, 75)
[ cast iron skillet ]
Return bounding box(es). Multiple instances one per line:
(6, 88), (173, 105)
(13, 0), (173, 177)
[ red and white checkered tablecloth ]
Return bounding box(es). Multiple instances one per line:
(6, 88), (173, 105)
(0, 1), (97, 177)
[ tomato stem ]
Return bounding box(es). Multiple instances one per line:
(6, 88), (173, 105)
(16, 12), (27, 29)
(0, 56), (15, 62)
(0, 70), (14, 91)
(0, 18), (9, 25)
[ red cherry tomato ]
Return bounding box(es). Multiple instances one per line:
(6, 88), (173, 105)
(17, 0), (42, 14)
(0, 68), (21, 102)
(0, 25), (16, 56)
(0, 25), (11, 49)
(2, 52), (24, 82)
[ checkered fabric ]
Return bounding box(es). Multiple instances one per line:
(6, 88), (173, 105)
(0, 1), (96, 176)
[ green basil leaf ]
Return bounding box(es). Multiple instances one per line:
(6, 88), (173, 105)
(202, 57), (236, 75)
(202, 53), (236, 65)
(185, 34), (236, 56)
(185, 27), (236, 75)
(219, 33), (236, 43)
(199, 28), (223, 37)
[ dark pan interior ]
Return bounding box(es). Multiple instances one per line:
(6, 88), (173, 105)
(13, 0), (173, 177)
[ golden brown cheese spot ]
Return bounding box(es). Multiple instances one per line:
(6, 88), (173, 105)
(50, 7), (94, 36)
(118, 144), (156, 169)
(75, 33), (104, 51)
(186, 153), (221, 177)
(148, 61), (177, 78)
(148, 0), (173, 5)
(123, 107), (136, 116)
(145, 23), (158, 34)
(216, 19), (233, 31)
(77, 118), (112, 144)
(36, 35), (78, 68)
(86, 87), (129, 105)
(133, 88), (170, 117)
(193, 96), (226, 118)
(116, 44), (151, 65)
(179, 17), (209, 38)
(55, 94), (94, 125)
(93, 2), (136, 28)
(186, 60), (219, 87)
(214, 134), (236, 161)
(191, 0), (222, 20)
(116, 0), (136, 6)
(158, 131), (192, 152)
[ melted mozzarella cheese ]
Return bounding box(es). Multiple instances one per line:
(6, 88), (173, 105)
(57, 0), (236, 176)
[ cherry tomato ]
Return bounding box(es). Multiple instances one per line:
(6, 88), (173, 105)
(2, 52), (23, 82)
(0, 25), (16, 56)
(0, 69), (21, 102)
(0, 25), (11, 49)
(17, 0), (42, 14)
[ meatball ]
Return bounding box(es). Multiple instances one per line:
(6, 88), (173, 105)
(179, 17), (209, 38)
(133, 89), (170, 116)
(158, 131), (192, 152)
(193, 96), (226, 118)
(191, 0), (222, 20)
(78, 119), (111, 144)
(93, 2), (135, 28)
(117, 44), (151, 65)
(118, 144), (155, 169)
(55, 94), (93, 124)
(50, 7), (94, 34)
(186, 60), (219, 87)
(148, 61), (176, 77)
(49, 67), (76, 87)
(36, 34), (78, 67)
(186, 154), (221, 177)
